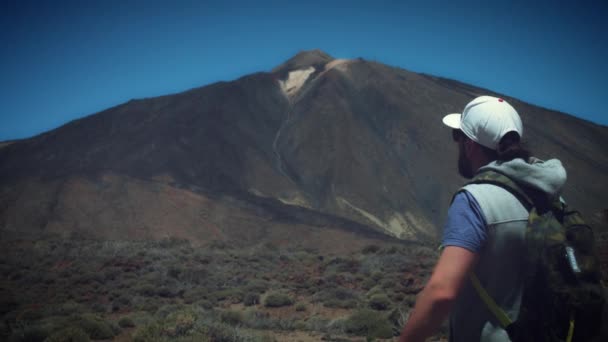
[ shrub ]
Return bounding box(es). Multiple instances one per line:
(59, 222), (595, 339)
(381, 278), (397, 290)
(305, 316), (329, 332)
(362, 244), (381, 254)
(264, 293), (293, 308)
(388, 307), (410, 334)
(135, 284), (156, 297)
(157, 287), (178, 298)
(155, 304), (185, 319)
(194, 299), (214, 310)
(182, 287), (212, 304)
(118, 317), (135, 328)
(244, 293), (260, 306)
(111, 295), (132, 312)
(313, 286), (359, 308)
(323, 299), (358, 309)
(73, 314), (117, 340)
(295, 303), (307, 312)
(245, 280), (269, 294)
(242, 310), (274, 330)
(132, 322), (163, 342)
(167, 266), (182, 279)
(369, 294), (392, 311)
(8, 324), (51, 342)
(44, 326), (90, 342)
(214, 288), (244, 303)
(220, 310), (244, 326)
(19, 308), (44, 321)
(164, 310), (196, 337)
(361, 277), (376, 290)
(344, 309), (393, 339)
(371, 271), (383, 281)
(203, 322), (236, 341)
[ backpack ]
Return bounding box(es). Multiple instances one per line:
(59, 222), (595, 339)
(467, 169), (606, 342)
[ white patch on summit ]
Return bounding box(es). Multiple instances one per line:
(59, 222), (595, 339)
(279, 67), (315, 98)
(324, 59), (350, 72)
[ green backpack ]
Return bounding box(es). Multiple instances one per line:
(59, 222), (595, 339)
(467, 169), (606, 342)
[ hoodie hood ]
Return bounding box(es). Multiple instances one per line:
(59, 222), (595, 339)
(478, 157), (567, 197)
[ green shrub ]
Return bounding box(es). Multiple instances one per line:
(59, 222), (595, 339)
(344, 309), (393, 339)
(305, 316), (329, 332)
(264, 293), (293, 308)
(220, 310), (244, 326)
(361, 277), (376, 290)
(381, 278), (397, 289)
(369, 294), (391, 310)
(313, 287), (359, 308)
(111, 295), (132, 312)
(131, 322), (164, 342)
(118, 317), (135, 328)
(214, 288), (244, 303)
(242, 310), (273, 330)
(167, 266), (182, 279)
(73, 314), (117, 340)
(244, 293), (260, 306)
(362, 244), (381, 254)
(366, 286), (384, 298)
(323, 299), (358, 309)
(245, 280), (269, 294)
(164, 310), (196, 337)
(203, 322), (236, 341)
(44, 326), (90, 342)
(381, 246), (399, 254)
(19, 309), (44, 321)
(388, 307), (410, 334)
(8, 324), (51, 342)
(135, 284), (156, 297)
(182, 287), (212, 304)
(194, 299), (214, 310)
(155, 304), (185, 319)
(295, 303), (307, 312)
(157, 287), (178, 298)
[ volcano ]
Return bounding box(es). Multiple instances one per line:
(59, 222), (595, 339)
(1, 49), (607, 247)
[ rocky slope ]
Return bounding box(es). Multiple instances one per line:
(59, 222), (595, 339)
(1, 49), (607, 245)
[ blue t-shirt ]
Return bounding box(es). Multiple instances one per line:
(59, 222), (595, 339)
(442, 190), (487, 253)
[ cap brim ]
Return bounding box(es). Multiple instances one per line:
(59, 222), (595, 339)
(442, 113), (461, 129)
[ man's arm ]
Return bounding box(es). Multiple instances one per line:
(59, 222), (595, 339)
(399, 246), (478, 342)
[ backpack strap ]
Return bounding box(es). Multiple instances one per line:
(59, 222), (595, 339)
(464, 169), (534, 331)
(469, 272), (513, 328)
(465, 169), (534, 211)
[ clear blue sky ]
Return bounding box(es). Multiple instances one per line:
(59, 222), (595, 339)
(1, 0), (606, 141)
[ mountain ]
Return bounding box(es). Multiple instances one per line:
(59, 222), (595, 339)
(1, 49), (607, 247)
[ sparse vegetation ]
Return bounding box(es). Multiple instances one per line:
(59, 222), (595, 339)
(264, 292), (294, 308)
(0, 233), (441, 341)
(369, 293), (392, 311)
(344, 309), (394, 339)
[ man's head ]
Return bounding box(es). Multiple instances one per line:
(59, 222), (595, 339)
(443, 96), (523, 150)
(443, 96), (528, 178)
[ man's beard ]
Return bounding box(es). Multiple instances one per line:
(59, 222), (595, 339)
(458, 148), (475, 179)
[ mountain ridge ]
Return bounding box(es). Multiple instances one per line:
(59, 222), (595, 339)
(1, 49), (607, 245)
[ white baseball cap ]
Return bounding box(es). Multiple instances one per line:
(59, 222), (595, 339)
(442, 95), (523, 150)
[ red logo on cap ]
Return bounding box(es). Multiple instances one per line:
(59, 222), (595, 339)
(498, 98), (504, 102)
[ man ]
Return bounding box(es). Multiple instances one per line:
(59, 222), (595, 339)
(399, 96), (567, 341)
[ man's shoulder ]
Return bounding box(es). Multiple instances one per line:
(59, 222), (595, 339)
(461, 184), (528, 224)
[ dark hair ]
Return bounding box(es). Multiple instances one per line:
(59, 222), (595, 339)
(481, 131), (531, 162)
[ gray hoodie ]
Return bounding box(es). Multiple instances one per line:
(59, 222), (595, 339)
(449, 157), (567, 342)
(480, 157), (567, 198)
